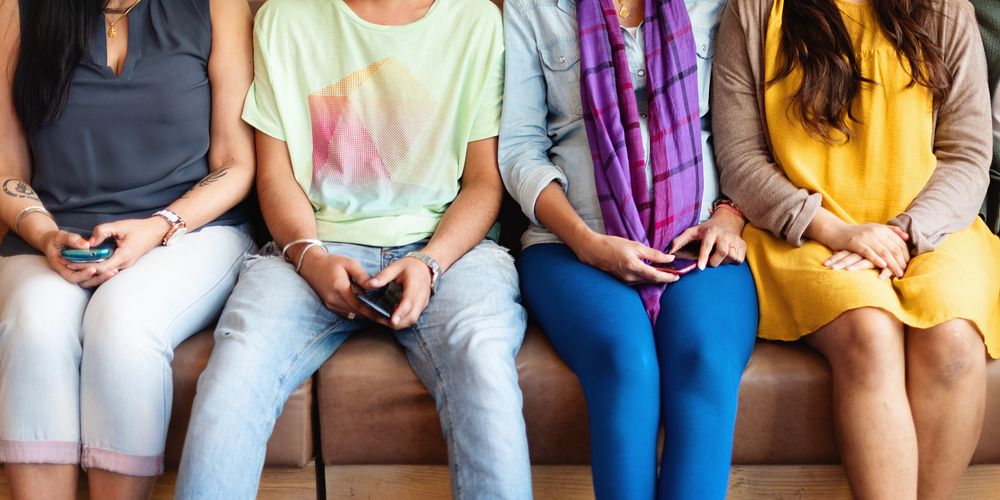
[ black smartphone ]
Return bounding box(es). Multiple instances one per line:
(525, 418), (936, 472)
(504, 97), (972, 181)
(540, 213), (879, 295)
(354, 291), (392, 319)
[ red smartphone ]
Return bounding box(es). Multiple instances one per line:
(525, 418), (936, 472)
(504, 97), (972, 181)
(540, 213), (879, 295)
(656, 242), (700, 275)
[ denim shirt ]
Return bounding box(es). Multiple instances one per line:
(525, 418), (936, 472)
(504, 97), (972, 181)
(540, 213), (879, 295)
(499, 0), (726, 249)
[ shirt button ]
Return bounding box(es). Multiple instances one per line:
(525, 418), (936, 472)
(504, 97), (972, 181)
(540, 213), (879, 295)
(640, 112), (648, 119)
(559, 56), (566, 63)
(637, 69), (646, 77)
(700, 43), (708, 53)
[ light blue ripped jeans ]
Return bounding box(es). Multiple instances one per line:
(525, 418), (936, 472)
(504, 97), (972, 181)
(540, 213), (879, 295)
(176, 239), (531, 500)
(0, 225), (253, 476)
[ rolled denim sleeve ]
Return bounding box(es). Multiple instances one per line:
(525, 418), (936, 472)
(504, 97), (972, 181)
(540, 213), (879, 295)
(498, 0), (569, 225)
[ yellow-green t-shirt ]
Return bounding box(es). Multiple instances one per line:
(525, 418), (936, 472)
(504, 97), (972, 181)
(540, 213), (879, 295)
(243, 0), (504, 246)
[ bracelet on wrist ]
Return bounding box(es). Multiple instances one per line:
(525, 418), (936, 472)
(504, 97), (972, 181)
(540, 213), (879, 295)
(294, 242), (327, 273)
(13, 206), (55, 236)
(281, 238), (323, 262)
(711, 198), (745, 220)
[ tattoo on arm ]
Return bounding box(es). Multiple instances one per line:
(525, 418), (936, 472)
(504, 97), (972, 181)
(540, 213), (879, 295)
(180, 168), (230, 199)
(3, 179), (40, 201)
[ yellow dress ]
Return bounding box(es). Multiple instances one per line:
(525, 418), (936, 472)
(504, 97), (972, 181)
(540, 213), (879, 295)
(747, 0), (1000, 358)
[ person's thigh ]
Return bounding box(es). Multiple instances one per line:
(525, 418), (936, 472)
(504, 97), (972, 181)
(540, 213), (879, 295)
(517, 243), (660, 500)
(76, 226), (254, 474)
(393, 240), (530, 499)
(517, 243), (657, 376)
(655, 262), (758, 394)
(177, 241), (377, 500)
(654, 262), (758, 500)
(0, 255), (90, 463)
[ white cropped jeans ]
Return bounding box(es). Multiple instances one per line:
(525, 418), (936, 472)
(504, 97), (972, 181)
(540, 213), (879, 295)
(0, 225), (253, 476)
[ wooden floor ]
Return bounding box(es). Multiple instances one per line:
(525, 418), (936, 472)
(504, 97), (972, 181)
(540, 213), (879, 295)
(0, 463), (318, 500)
(0, 463), (997, 498)
(324, 464), (1000, 500)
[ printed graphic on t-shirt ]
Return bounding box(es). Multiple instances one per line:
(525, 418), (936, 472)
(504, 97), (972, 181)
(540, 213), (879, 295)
(308, 57), (446, 215)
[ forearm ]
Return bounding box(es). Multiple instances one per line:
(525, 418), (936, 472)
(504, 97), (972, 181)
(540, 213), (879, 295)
(257, 165), (319, 264)
(421, 179), (501, 273)
(803, 207), (846, 248)
(168, 163), (254, 231)
(0, 177), (57, 248)
(533, 181), (597, 254)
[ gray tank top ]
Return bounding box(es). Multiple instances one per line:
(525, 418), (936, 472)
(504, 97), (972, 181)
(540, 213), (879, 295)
(2, 0), (246, 256)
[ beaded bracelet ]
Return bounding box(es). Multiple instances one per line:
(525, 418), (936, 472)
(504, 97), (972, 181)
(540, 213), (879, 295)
(711, 199), (745, 220)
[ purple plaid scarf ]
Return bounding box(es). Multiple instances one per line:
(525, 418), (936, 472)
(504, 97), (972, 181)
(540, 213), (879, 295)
(578, 0), (704, 323)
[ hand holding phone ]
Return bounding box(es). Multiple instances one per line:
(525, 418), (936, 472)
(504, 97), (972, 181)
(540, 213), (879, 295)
(354, 290), (392, 319)
(61, 241), (116, 263)
(655, 241), (700, 275)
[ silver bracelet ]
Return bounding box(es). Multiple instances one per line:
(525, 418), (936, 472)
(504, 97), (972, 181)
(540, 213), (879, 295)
(13, 206), (54, 236)
(281, 238), (323, 262)
(295, 242), (326, 273)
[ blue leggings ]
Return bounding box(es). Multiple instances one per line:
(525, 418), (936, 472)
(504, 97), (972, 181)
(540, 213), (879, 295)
(518, 243), (758, 500)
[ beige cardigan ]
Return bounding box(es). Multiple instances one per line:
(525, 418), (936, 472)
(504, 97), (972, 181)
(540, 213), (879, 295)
(711, 0), (993, 254)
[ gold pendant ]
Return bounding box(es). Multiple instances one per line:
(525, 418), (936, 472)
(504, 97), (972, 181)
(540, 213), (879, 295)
(108, 26), (117, 38)
(618, 4), (630, 19)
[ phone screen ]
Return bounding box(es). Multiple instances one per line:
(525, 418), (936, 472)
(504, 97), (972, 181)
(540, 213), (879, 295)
(656, 257), (698, 275)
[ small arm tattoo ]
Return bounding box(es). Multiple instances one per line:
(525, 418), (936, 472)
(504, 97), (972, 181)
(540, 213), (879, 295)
(181, 168), (230, 199)
(2, 179), (40, 201)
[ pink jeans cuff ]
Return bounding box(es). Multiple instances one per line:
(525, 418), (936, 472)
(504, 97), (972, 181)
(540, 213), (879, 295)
(0, 440), (80, 465)
(81, 446), (163, 477)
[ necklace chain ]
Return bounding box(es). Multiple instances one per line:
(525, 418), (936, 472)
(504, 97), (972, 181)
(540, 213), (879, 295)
(105, 0), (142, 38)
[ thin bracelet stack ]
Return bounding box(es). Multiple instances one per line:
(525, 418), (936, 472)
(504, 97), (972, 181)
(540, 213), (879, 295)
(281, 238), (326, 273)
(13, 206), (55, 236)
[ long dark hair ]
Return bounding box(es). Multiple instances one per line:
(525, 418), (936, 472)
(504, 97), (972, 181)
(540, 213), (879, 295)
(769, 0), (950, 142)
(12, 0), (104, 134)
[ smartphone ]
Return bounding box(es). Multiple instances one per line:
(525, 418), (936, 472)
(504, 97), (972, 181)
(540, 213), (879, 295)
(355, 292), (393, 320)
(61, 242), (116, 263)
(656, 241), (700, 275)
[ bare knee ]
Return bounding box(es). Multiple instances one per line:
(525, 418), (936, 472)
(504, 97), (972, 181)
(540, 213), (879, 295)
(809, 308), (905, 388)
(908, 320), (985, 386)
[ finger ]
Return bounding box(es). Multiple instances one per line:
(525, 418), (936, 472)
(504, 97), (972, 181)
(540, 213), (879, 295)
(879, 268), (893, 281)
(79, 269), (118, 289)
(708, 241), (730, 268)
(698, 231), (717, 270)
(391, 299), (413, 328)
(60, 266), (98, 285)
(392, 279), (426, 327)
(368, 262), (404, 288)
(825, 250), (852, 268)
(88, 223), (120, 247)
(859, 247), (888, 270)
(637, 244), (674, 264)
(91, 251), (128, 275)
(846, 258), (875, 271)
(838, 253), (865, 270)
(887, 236), (910, 268)
(889, 225), (909, 241)
(668, 227), (699, 254)
(59, 232), (91, 250)
(341, 259), (372, 288)
(630, 261), (681, 284)
(876, 245), (904, 278)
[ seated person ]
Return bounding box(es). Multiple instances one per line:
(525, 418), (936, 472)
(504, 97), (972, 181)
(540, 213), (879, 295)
(176, 0), (531, 498)
(715, 0), (1000, 497)
(0, 0), (255, 497)
(500, 0), (758, 498)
